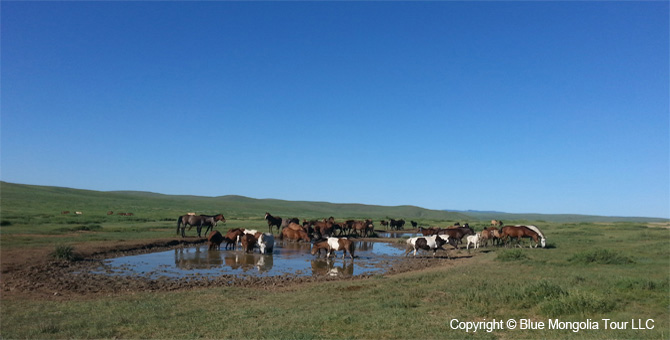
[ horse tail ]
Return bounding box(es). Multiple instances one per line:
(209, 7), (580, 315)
(177, 216), (183, 234)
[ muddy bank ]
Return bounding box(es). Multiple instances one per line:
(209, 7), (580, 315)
(0, 237), (459, 300)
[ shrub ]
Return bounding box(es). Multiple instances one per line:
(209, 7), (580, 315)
(50, 245), (80, 261)
(568, 249), (635, 265)
(0, 220), (12, 226)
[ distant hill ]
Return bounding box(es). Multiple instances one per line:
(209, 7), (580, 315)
(0, 182), (469, 222)
(448, 210), (669, 223)
(1, 182), (666, 223)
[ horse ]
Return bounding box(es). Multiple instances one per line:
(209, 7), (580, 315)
(438, 225), (475, 245)
(280, 217), (299, 230)
(411, 221), (418, 228)
(279, 226), (310, 242)
(61, 211), (70, 214)
(256, 232), (275, 254)
(380, 220), (389, 229)
(466, 233), (481, 251)
(240, 234), (257, 253)
(264, 212), (283, 234)
(207, 230), (224, 250)
(491, 220), (503, 227)
(107, 211), (114, 215)
(309, 219), (335, 238)
(177, 214), (225, 237)
(481, 227), (502, 247)
(311, 237), (355, 260)
(389, 219), (405, 230)
(418, 226), (440, 236)
(500, 225), (546, 248)
(196, 214), (225, 236)
(349, 219), (373, 237)
(405, 235), (448, 257)
(223, 228), (245, 250)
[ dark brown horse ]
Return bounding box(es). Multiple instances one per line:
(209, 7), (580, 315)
(438, 225), (475, 246)
(207, 231), (224, 250)
(264, 212), (283, 234)
(223, 228), (245, 250)
(177, 214), (225, 238)
(418, 226), (440, 236)
(240, 234), (257, 253)
(500, 225), (545, 248)
(380, 220), (389, 229)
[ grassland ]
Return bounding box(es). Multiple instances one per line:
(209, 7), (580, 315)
(1, 182), (669, 339)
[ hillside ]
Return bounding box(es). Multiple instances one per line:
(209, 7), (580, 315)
(1, 182), (666, 223)
(456, 210), (669, 223)
(0, 182), (469, 222)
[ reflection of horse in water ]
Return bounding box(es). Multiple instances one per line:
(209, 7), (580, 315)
(174, 246), (223, 269)
(223, 253), (274, 273)
(310, 259), (354, 277)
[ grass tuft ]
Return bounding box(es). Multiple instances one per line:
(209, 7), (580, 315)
(495, 249), (529, 261)
(50, 245), (80, 261)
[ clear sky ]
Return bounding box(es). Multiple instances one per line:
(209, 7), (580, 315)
(2, 1), (668, 218)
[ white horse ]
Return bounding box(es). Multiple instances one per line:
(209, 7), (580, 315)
(466, 232), (481, 251)
(522, 225), (546, 248)
(257, 233), (274, 254)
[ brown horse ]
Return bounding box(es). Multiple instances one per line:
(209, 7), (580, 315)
(240, 234), (257, 253)
(491, 220), (503, 227)
(279, 226), (310, 242)
(207, 230), (224, 250)
(500, 225), (545, 248)
(418, 226), (440, 236)
(479, 227), (502, 247)
(177, 214), (225, 238)
(223, 228), (245, 250)
(438, 225), (474, 246)
(308, 218), (338, 238)
(349, 219), (374, 237)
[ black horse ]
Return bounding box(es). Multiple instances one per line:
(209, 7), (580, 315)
(389, 219), (406, 230)
(264, 212), (283, 234)
(177, 214), (225, 237)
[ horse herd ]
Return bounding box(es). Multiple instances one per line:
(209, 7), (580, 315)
(176, 213), (547, 260)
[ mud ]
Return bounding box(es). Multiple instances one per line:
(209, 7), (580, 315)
(0, 237), (459, 300)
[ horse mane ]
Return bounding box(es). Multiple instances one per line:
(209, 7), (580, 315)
(523, 225), (545, 239)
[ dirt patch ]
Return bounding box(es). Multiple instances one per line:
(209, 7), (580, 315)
(0, 236), (461, 301)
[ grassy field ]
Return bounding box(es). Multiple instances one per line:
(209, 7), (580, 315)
(1, 182), (669, 339)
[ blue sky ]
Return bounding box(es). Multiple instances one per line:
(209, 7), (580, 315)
(2, 2), (668, 218)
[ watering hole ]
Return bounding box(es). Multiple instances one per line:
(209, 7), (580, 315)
(93, 241), (407, 279)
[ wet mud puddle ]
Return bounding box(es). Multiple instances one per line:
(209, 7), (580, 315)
(93, 241), (406, 279)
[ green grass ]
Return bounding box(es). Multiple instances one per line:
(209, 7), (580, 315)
(1, 182), (669, 339)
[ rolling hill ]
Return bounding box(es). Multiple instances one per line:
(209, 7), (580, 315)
(1, 181), (666, 223)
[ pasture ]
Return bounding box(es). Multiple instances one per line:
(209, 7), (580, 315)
(1, 182), (668, 339)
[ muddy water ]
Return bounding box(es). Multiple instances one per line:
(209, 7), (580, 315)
(94, 241), (406, 279)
